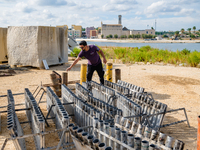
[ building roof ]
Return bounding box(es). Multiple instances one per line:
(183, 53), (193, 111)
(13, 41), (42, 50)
(102, 24), (122, 26)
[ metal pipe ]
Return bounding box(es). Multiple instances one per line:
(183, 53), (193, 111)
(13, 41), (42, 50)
(87, 135), (94, 147)
(158, 132), (166, 145)
(98, 143), (106, 150)
(105, 147), (112, 150)
(165, 136), (173, 148)
(134, 137), (141, 149)
(141, 140), (149, 150)
(93, 139), (100, 150)
(127, 134), (134, 148)
(149, 144), (157, 150)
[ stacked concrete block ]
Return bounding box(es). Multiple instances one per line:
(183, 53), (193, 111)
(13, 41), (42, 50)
(7, 26), (68, 68)
(7, 90), (26, 150)
(46, 87), (69, 139)
(24, 88), (45, 149)
(0, 27), (7, 62)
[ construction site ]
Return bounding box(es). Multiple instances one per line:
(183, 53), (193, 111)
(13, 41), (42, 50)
(0, 26), (199, 150)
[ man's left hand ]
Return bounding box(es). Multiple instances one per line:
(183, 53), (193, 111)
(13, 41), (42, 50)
(103, 58), (107, 64)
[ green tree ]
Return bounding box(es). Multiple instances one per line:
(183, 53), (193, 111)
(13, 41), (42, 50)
(101, 34), (104, 38)
(108, 34), (113, 38)
(151, 27), (154, 29)
(181, 28), (185, 34)
(114, 34), (118, 38)
(190, 34), (195, 39)
(132, 34), (135, 38)
(142, 34), (146, 39)
(175, 31), (179, 37)
(187, 28), (191, 34)
(193, 26), (196, 33)
(128, 35), (132, 38)
(163, 34), (168, 38)
(120, 35), (125, 38)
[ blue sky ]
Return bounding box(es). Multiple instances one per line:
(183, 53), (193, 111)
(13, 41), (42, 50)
(0, 0), (200, 31)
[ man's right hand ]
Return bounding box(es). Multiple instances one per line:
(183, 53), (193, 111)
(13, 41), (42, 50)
(66, 67), (72, 72)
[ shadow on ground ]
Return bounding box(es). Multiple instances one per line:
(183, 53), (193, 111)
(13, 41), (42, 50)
(160, 113), (197, 149)
(147, 91), (171, 100)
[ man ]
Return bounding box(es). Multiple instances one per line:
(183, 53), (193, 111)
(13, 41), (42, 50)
(66, 40), (107, 85)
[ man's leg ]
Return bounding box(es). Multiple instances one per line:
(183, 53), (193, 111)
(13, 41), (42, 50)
(96, 62), (105, 85)
(87, 64), (95, 82)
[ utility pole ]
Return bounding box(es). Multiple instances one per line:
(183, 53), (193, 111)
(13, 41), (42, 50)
(155, 19), (157, 31)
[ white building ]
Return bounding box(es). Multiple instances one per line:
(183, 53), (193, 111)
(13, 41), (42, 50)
(101, 15), (155, 38)
(68, 29), (80, 39)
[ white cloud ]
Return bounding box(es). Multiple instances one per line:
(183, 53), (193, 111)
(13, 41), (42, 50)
(0, 0), (199, 31)
(110, 0), (138, 4)
(42, 9), (56, 19)
(145, 1), (181, 15)
(16, 2), (36, 13)
(32, 0), (67, 6)
(174, 9), (196, 16)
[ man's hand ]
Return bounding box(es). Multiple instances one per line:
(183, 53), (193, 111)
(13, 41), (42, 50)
(103, 58), (107, 64)
(66, 67), (72, 72)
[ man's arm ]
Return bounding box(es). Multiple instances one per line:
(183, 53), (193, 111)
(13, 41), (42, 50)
(99, 49), (107, 64)
(66, 57), (81, 71)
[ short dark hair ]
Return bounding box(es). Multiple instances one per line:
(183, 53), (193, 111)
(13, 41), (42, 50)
(79, 40), (87, 46)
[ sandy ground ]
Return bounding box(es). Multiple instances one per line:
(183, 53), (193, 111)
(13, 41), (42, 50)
(0, 57), (199, 149)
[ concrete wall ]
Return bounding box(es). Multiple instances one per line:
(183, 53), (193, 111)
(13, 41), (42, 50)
(7, 26), (68, 68)
(0, 28), (8, 62)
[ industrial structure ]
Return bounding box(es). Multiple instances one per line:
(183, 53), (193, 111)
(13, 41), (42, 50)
(101, 15), (155, 38)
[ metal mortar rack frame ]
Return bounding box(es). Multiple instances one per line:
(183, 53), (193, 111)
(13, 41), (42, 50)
(0, 86), (76, 150)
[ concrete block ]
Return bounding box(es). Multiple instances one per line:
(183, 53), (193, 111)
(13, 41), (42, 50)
(0, 27), (8, 62)
(7, 26), (68, 68)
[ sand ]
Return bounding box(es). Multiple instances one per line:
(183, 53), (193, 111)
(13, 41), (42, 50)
(0, 57), (199, 149)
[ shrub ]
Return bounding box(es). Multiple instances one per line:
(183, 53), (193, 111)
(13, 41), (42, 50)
(70, 47), (81, 57)
(187, 51), (200, 67)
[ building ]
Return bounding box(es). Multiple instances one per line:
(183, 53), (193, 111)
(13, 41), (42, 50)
(86, 27), (95, 38)
(101, 15), (155, 38)
(72, 25), (82, 37)
(68, 29), (81, 39)
(90, 30), (97, 38)
(130, 29), (155, 35)
(101, 23), (122, 38)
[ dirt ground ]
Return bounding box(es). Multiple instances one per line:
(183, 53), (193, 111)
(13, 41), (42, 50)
(0, 57), (199, 149)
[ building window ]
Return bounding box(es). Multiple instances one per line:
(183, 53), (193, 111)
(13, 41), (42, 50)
(146, 31), (148, 34)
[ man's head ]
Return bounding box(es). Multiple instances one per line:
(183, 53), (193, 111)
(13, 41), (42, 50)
(79, 40), (87, 51)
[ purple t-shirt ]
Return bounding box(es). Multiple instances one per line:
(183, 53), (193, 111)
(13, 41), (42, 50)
(78, 45), (101, 66)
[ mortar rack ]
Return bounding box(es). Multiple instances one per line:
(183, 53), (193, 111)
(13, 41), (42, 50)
(0, 87), (77, 150)
(0, 79), (190, 150)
